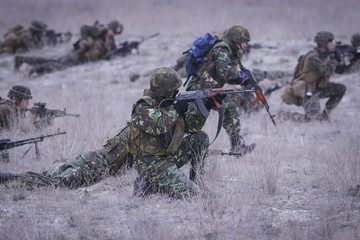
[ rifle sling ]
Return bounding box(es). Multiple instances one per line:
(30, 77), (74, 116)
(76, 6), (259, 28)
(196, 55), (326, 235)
(210, 108), (224, 145)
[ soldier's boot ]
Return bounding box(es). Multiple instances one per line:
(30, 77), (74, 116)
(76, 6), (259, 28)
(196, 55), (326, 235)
(318, 108), (331, 122)
(0, 172), (16, 183)
(230, 135), (256, 156)
(133, 177), (157, 197)
(14, 56), (24, 70)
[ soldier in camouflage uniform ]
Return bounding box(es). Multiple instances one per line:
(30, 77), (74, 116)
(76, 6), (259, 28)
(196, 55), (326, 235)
(279, 31), (346, 122)
(0, 86), (33, 162)
(335, 33), (360, 74)
(14, 20), (123, 75)
(1, 20), (47, 54)
(0, 123), (134, 188)
(129, 67), (223, 199)
(186, 25), (256, 155)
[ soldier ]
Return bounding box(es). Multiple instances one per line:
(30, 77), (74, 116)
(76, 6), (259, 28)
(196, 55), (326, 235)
(335, 33), (360, 74)
(0, 123), (133, 188)
(14, 20), (123, 75)
(128, 67), (224, 198)
(0, 85), (32, 162)
(1, 20), (47, 54)
(186, 25), (256, 155)
(0, 85), (32, 131)
(279, 31), (346, 122)
(0, 68), (223, 196)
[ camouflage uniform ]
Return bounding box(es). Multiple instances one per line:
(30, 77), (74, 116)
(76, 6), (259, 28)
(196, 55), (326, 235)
(335, 33), (360, 74)
(14, 20), (123, 74)
(0, 86), (32, 162)
(279, 32), (346, 122)
(1, 20), (47, 54)
(0, 123), (134, 188)
(129, 68), (211, 198)
(186, 25), (255, 154)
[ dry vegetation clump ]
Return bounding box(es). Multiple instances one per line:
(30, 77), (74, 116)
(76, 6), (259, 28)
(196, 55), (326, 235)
(0, 0), (360, 239)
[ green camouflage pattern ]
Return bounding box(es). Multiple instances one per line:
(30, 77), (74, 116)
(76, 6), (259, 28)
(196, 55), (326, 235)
(136, 131), (209, 198)
(150, 68), (182, 97)
(225, 25), (251, 44)
(15, 150), (107, 188)
(128, 89), (207, 156)
(129, 88), (209, 198)
(10, 124), (133, 188)
(187, 44), (245, 137)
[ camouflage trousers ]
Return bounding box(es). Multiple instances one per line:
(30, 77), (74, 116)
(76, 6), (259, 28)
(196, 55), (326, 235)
(135, 131), (209, 198)
(278, 82), (346, 122)
(15, 151), (109, 189)
(220, 96), (242, 138)
(303, 82), (346, 119)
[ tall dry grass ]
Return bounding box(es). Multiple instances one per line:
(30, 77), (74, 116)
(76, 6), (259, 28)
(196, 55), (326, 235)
(0, 0), (360, 239)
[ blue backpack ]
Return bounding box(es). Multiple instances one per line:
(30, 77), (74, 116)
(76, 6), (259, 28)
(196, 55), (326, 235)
(184, 33), (219, 78)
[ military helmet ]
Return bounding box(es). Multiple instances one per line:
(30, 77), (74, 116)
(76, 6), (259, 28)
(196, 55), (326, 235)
(314, 31), (334, 45)
(351, 33), (360, 47)
(150, 68), (182, 97)
(8, 85), (32, 100)
(30, 20), (47, 32)
(225, 25), (251, 44)
(108, 20), (123, 35)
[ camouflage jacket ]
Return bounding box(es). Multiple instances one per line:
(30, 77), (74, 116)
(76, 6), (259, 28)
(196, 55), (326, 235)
(128, 89), (207, 156)
(292, 47), (338, 94)
(2, 25), (44, 54)
(78, 24), (116, 61)
(187, 41), (247, 90)
(0, 98), (25, 131)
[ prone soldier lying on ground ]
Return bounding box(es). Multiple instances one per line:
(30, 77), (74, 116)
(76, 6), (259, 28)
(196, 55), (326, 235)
(1, 20), (47, 54)
(14, 20), (123, 75)
(0, 68), (227, 199)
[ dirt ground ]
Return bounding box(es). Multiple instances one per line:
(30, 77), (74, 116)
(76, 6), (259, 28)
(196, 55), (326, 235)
(0, 0), (359, 239)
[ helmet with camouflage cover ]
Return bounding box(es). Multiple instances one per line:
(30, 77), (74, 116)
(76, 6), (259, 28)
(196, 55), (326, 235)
(8, 85), (32, 100)
(150, 68), (182, 97)
(225, 25), (251, 44)
(108, 20), (123, 35)
(351, 33), (360, 47)
(314, 31), (334, 45)
(30, 20), (47, 32)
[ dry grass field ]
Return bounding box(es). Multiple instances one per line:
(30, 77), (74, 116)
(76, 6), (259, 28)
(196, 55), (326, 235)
(0, 0), (359, 239)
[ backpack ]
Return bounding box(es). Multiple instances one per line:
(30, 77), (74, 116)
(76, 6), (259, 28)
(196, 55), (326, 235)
(184, 33), (220, 78)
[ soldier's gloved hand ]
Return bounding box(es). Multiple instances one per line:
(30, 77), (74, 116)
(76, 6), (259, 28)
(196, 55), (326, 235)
(174, 100), (188, 118)
(205, 93), (227, 110)
(334, 49), (343, 62)
(239, 72), (250, 87)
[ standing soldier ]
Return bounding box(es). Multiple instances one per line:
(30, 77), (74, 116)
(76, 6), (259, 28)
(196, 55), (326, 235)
(186, 25), (256, 155)
(279, 31), (346, 122)
(14, 20), (123, 74)
(1, 20), (47, 54)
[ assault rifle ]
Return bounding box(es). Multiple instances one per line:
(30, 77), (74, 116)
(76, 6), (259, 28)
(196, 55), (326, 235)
(242, 68), (277, 125)
(27, 102), (80, 128)
(0, 131), (66, 158)
(45, 30), (72, 46)
(174, 88), (255, 118)
(108, 32), (160, 59)
(322, 43), (360, 66)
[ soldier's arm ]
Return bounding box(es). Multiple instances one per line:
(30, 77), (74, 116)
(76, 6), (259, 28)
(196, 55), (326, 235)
(183, 102), (207, 134)
(131, 102), (178, 136)
(212, 47), (240, 82)
(308, 55), (337, 78)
